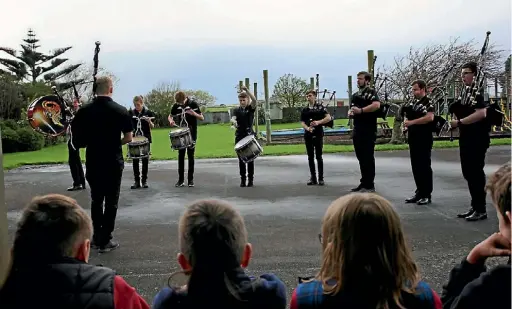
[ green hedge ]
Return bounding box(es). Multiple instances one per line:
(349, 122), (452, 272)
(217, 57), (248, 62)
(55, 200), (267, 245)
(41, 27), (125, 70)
(0, 119), (65, 153)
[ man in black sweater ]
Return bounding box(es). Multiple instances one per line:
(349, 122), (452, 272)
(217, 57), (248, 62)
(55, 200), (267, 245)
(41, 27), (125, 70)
(441, 162), (511, 309)
(70, 76), (133, 253)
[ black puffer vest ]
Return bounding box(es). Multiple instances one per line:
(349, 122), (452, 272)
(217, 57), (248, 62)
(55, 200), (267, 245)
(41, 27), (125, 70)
(0, 257), (115, 309)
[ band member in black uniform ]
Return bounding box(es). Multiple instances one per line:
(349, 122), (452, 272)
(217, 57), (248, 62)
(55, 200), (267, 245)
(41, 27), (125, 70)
(233, 86), (257, 187)
(349, 71), (381, 192)
(450, 62), (490, 221)
(300, 90), (331, 185)
(129, 95), (155, 189)
(67, 98), (86, 191)
(403, 80), (435, 205)
(70, 76), (133, 252)
(168, 91), (204, 187)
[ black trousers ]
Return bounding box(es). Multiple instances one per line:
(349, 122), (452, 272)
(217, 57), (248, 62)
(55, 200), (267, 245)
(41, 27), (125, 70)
(459, 136), (489, 213)
(132, 144), (150, 182)
(68, 141), (85, 186)
(304, 134), (323, 179)
(353, 130), (376, 188)
(235, 136), (254, 179)
(408, 133), (433, 198)
(86, 165), (123, 246)
(178, 146), (195, 182)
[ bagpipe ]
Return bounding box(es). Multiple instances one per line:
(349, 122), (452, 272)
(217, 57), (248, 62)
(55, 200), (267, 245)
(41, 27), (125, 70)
(314, 73), (335, 128)
(27, 41), (101, 137)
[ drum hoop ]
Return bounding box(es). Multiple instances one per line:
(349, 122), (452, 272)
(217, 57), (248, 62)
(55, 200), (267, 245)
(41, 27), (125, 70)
(235, 135), (256, 149)
(170, 128), (191, 137)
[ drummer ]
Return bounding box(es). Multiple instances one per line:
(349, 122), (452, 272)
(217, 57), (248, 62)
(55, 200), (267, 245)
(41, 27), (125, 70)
(233, 86), (257, 187)
(129, 95), (155, 189)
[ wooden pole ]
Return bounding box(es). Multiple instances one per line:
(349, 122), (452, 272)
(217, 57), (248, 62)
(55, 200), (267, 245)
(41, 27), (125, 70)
(263, 70), (271, 144)
(0, 129), (9, 289)
(245, 78), (250, 89)
(367, 50), (375, 87)
(238, 80), (244, 91)
(310, 77), (314, 89)
(254, 82), (259, 136)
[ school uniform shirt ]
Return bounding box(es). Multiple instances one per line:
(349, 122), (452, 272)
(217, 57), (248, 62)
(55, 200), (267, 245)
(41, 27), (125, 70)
(170, 99), (202, 141)
(129, 107), (156, 143)
(233, 104), (256, 142)
(300, 103), (328, 138)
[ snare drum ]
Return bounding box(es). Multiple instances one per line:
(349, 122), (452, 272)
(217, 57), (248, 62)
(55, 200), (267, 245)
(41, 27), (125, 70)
(169, 127), (194, 150)
(234, 135), (263, 163)
(127, 136), (150, 159)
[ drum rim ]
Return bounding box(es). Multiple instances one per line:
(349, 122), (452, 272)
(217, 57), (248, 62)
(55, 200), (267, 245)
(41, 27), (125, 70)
(235, 135), (256, 148)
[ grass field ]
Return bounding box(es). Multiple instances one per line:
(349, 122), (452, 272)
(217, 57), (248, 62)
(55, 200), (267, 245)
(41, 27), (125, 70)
(3, 119), (510, 170)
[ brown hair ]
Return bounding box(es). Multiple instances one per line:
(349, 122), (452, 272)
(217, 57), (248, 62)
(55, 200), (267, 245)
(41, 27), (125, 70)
(486, 162), (511, 221)
(10, 194), (92, 265)
(169, 199), (248, 304)
(357, 71), (372, 82)
(175, 91), (186, 103)
(411, 80), (427, 89)
(133, 95), (144, 104)
(238, 92), (248, 99)
(317, 193), (419, 308)
(306, 90), (316, 96)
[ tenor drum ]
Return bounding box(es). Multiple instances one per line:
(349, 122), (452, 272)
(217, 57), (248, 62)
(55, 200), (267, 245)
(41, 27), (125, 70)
(27, 95), (68, 136)
(127, 136), (150, 159)
(169, 127), (194, 150)
(235, 135), (263, 163)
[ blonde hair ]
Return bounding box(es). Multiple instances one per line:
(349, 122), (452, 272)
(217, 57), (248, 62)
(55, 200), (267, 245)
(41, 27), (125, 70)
(133, 95), (144, 104)
(317, 193), (419, 308)
(95, 76), (112, 95)
(486, 162), (511, 221)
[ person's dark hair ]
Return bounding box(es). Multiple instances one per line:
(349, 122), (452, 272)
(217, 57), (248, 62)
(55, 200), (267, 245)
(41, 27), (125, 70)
(357, 71), (372, 82)
(411, 80), (427, 90)
(462, 62), (478, 75)
(168, 199), (249, 307)
(10, 194), (92, 266)
(306, 90), (316, 96)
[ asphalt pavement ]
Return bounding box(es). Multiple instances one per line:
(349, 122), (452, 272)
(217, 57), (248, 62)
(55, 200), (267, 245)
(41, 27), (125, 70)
(4, 145), (511, 305)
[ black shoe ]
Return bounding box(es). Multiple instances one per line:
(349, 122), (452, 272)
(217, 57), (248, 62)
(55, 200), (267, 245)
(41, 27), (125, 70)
(405, 195), (420, 203)
(416, 198), (431, 205)
(175, 181), (185, 187)
(465, 211), (487, 221)
(318, 179), (325, 186)
(247, 178), (254, 187)
(188, 181), (194, 187)
(141, 182), (148, 188)
(457, 208), (475, 218)
(98, 240), (119, 253)
(362, 187), (376, 193)
(351, 184), (363, 192)
(240, 178), (246, 187)
(67, 185), (84, 191)
(307, 179), (318, 185)
(131, 182), (141, 189)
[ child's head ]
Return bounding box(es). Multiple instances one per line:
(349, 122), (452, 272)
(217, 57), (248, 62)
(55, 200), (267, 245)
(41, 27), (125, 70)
(238, 92), (249, 107)
(318, 193), (418, 306)
(486, 162), (511, 242)
(11, 194), (92, 266)
(177, 199), (252, 274)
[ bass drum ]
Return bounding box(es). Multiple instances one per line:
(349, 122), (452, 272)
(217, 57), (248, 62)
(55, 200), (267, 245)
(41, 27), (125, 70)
(27, 95), (69, 136)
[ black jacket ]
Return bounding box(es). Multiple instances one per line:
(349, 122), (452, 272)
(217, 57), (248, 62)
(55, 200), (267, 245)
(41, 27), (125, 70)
(441, 257), (511, 309)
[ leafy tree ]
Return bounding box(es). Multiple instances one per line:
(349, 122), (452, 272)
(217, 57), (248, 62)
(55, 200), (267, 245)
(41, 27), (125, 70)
(0, 29), (82, 87)
(272, 74), (309, 108)
(185, 89), (216, 106)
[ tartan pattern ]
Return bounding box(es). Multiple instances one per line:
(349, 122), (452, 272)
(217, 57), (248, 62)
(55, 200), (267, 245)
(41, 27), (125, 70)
(293, 279), (440, 309)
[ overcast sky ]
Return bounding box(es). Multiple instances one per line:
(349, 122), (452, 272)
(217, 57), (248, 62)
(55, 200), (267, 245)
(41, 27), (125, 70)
(1, 0), (511, 106)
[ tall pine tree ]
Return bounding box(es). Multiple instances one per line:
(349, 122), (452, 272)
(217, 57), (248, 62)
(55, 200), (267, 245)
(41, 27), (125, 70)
(0, 29), (83, 90)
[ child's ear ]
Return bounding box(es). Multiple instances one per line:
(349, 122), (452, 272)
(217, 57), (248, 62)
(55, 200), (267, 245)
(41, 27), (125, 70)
(240, 243), (252, 268)
(177, 253), (192, 271)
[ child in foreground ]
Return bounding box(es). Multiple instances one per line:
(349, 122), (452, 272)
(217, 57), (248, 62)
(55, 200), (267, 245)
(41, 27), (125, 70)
(153, 199), (287, 309)
(291, 193), (442, 309)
